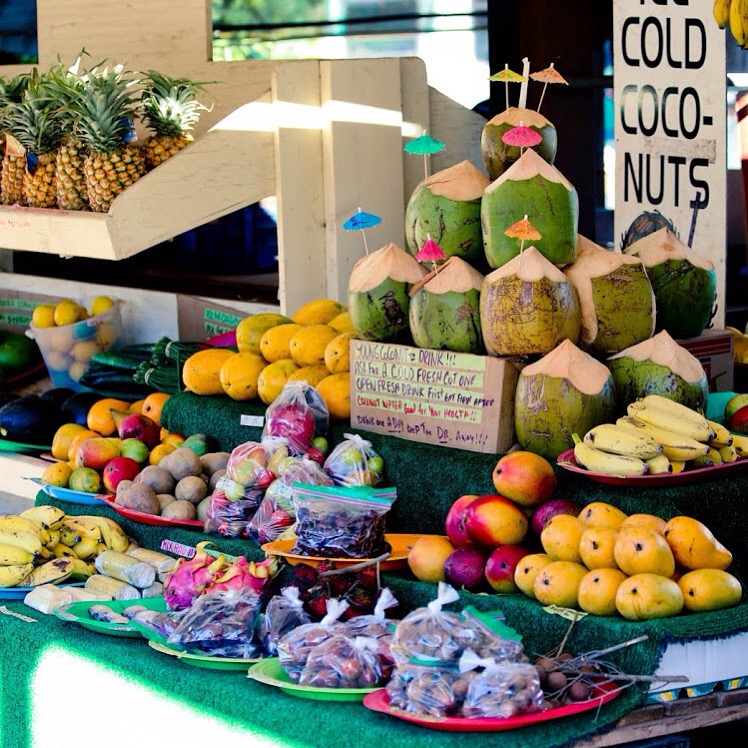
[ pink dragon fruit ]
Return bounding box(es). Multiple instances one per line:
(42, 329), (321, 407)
(209, 555), (280, 595)
(163, 541), (228, 610)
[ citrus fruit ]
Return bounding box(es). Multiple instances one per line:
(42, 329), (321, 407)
(32, 304), (56, 328)
(69, 467), (102, 493)
(42, 461), (74, 488)
(91, 295), (115, 316)
(141, 392), (171, 425)
(54, 300), (81, 327)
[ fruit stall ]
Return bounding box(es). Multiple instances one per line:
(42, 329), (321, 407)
(3, 1), (748, 748)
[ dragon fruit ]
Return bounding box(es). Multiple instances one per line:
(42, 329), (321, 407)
(209, 556), (279, 596)
(163, 542), (228, 611)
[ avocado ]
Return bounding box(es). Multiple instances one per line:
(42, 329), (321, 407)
(40, 388), (76, 409)
(0, 392), (19, 409)
(0, 396), (64, 444)
(60, 391), (102, 426)
(0, 331), (36, 373)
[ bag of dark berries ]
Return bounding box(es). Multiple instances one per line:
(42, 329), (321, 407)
(290, 483), (397, 559)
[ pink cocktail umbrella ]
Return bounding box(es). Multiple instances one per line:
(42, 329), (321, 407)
(416, 234), (447, 273)
(501, 121), (543, 157)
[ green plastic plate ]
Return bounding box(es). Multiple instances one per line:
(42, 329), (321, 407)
(248, 658), (378, 701)
(54, 596), (167, 638)
(147, 640), (263, 671)
(0, 437), (52, 453)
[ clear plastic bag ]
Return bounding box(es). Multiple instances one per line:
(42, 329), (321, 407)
(459, 651), (546, 718)
(323, 433), (384, 487)
(291, 484), (396, 559)
(262, 381), (329, 456)
(277, 598), (348, 682)
(393, 583), (479, 664)
(167, 589), (263, 658)
(342, 587), (398, 639)
(386, 662), (474, 718)
(247, 459), (333, 545)
(260, 587), (311, 656)
(461, 606), (527, 663)
(299, 634), (384, 689)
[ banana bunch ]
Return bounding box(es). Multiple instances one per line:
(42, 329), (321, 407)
(714, 0), (748, 48)
(575, 395), (744, 477)
(0, 506), (129, 588)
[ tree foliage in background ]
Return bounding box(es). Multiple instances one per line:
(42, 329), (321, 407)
(212, 0), (326, 27)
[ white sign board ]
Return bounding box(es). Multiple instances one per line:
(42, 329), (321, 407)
(614, 0), (726, 328)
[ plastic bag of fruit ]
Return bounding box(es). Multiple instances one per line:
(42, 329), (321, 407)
(459, 651), (546, 718)
(260, 586), (311, 656)
(167, 589), (264, 658)
(299, 633), (385, 689)
(342, 587), (398, 639)
(262, 381), (329, 456)
(386, 661), (472, 717)
(278, 598), (349, 682)
(290, 484), (396, 559)
(323, 433), (384, 487)
(247, 458), (333, 545)
(203, 438), (282, 538)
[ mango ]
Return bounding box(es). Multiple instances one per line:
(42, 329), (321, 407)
(616, 573), (684, 620)
(614, 526), (675, 578)
(533, 560), (588, 608)
(619, 513), (667, 535)
(578, 568), (628, 616)
(579, 501), (627, 530)
(663, 516), (732, 571)
(42, 461), (74, 488)
(513, 552), (552, 599)
(540, 514), (586, 563)
(407, 535), (455, 584)
(52, 423), (87, 461)
(678, 569), (742, 612)
(579, 527), (618, 570)
(75, 437), (120, 471)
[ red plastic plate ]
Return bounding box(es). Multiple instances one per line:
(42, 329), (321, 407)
(557, 448), (748, 487)
(103, 498), (204, 529)
(363, 681), (620, 732)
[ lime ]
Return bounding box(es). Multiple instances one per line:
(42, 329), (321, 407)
(367, 455), (384, 475)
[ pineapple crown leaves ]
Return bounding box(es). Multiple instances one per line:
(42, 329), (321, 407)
(3, 72), (65, 155)
(0, 73), (31, 129)
(140, 69), (212, 137)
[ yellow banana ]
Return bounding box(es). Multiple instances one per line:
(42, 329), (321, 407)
(36, 545), (53, 561)
(730, 0), (748, 46)
(714, 0), (732, 28)
(706, 446), (723, 465)
(707, 419), (733, 447)
(67, 558), (96, 580)
(669, 459), (687, 474)
(52, 543), (78, 559)
(729, 433), (748, 457)
(58, 522), (83, 547)
(583, 423), (663, 459)
(617, 417), (709, 461)
(23, 558), (74, 587)
(0, 530), (43, 557)
(628, 401), (714, 442)
(0, 563), (33, 588)
(719, 445), (739, 463)
(76, 515), (128, 552)
(645, 454), (672, 474)
(45, 529), (60, 549)
(20, 505), (66, 531)
(66, 518), (103, 541)
(73, 536), (101, 561)
(0, 515), (48, 544)
(573, 436), (649, 476)
(0, 542), (36, 565)
(690, 454), (715, 469)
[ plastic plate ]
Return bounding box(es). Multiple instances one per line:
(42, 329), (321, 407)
(0, 581), (85, 600)
(248, 658), (379, 701)
(54, 597), (168, 638)
(0, 438), (52, 454)
(556, 448), (748, 487)
(363, 681), (621, 732)
(261, 533), (423, 572)
(103, 499), (204, 529)
(148, 640), (263, 670)
(27, 477), (110, 505)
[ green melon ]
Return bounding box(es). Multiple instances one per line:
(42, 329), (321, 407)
(404, 160), (489, 269)
(408, 257), (484, 353)
(482, 149), (578, 269)
(348, 243), (427, 343)
(515, 339), (616, 459)
(481, 107), (557, 180)
(564, 235), (656, 355)
(624, 228), (716, 340)
(607, 330), (708, 411)
(480, 246), (580, 358)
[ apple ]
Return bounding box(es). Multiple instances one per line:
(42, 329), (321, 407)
(114, 412), (161, 449)
(265, 402), (316, 454)
(725, 393), (748, 423)
(445, 494), (478, 548)
(485, 544), (530, 593)
(492, 451), (556, 508)
(464, 494), (529, 548)
(730, 404), (748, 435)
(531, 499), (581, 537)
(102, 456), (141, 493)
(443, 548), (488, 592)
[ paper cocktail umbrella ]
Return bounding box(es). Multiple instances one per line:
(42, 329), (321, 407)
(530, 63), (568, 113)
(489, 64), (526, 111)
(343, 207), (382, 256)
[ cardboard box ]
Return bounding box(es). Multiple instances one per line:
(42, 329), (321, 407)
(0, 289), (63, 334)
(177, 295), (246, 341)
(349, 340), (518, 454)
(679, 329), (733, 392)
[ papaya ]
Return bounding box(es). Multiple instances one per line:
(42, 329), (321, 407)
(260, 324), (303, 362)
(316, 373), (351, 419)
(182, 349), (235, 396)
(289, 325), (339, 367)
(288, 364), (331, 387)
(236, 314), (293, 356)
(291, 299), (346, 326)
(324, 333), (355, 374)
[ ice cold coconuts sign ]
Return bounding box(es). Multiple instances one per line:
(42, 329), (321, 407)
(614, 0), (726, 327)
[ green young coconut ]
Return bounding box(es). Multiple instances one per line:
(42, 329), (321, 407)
(348, 243), (428, 343)
(624, 227), (717, 340)
(480, 246), (580, 358)
(482, 149), (578, 269)
(408, 256), (485, 353)
(404, 160), (490, 269)
(564, 235), (656, 355)
(515, 339), (616, 459)
(607, 330), (709, 411)
(481, 107), (557, 180)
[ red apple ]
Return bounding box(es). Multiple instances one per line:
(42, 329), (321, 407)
(485, 544), (530, 593)
(445, 494), (479, 548)
(464, 494), (529, 548)
(113, 411), (161, 449)
(443, 548), (488, 593)
(102, 456), (141, 493)
(492, 451), (557, 508)
(531, 499), (581, 537)
(730, 404), (748, 435)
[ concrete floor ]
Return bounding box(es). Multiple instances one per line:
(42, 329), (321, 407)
(0, 491), (32, 514)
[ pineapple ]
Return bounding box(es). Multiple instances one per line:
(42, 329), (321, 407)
(140, 70), (209, 171)
(4, 78), (64, 209)
(69, 66), (144, 213)
(0, 74), (31, 206)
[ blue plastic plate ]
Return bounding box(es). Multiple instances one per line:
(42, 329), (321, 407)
(0, 581), (85, 600)
(27, 477), (110, 506)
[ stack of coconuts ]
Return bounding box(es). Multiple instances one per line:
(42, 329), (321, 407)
(347, 106), (718, 461)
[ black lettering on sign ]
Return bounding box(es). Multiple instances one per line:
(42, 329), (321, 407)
(622, 18), (641, 66)
(641, 17), (663, 68)
(685, 19), (706, 69)
(624, 152), (643, 202)
(669, 156), (687, 206)
(621, 84), (638, 134)
(689, 158), (710, 209)
(680, 87), (700, 139)
(639, 84), (659, 135)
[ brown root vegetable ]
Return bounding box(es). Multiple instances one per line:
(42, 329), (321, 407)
(136, 466), (175, 495)
(161, 500), (197, 520)
(160, 447), (202, 481)
(209, 469), (226, 492)
(157, 494), (176, 512)
(119, 483), (160, 515)
(200, 452), (230, 476)
(174, 476), (208, 504)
